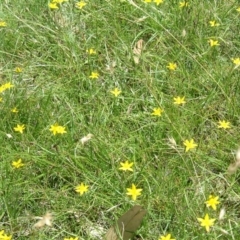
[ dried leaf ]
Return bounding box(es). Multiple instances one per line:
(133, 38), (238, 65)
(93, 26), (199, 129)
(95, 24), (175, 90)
(104, 205), (146, 240)
(227, 148), (240, 174)
(33, 212), (52, 228)
(80, 133), (93, 145)
(133, 39), (144, 64)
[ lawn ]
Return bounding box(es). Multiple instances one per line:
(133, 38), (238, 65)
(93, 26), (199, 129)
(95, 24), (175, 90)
(1, 0), (240, 239)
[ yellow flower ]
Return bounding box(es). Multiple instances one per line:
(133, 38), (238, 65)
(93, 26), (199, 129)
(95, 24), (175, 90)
(64, 238), (78, 240)
(208, 39), (219, 47)
(12, 159), (24, 169)
(14, 124), (25, 134)
(49, 123), (67, 135)
(232, 58), (240, 66)
(173, 96), (186, 105)
(166, 62), (177, 71)
(110, 88), (121, 97)
(75, 183), (89, 195)
(126, 184), (142, 201)
(11, 107), (18, 113)
(0, 21), (7, 27)
(205, 195), (220, 211)
(151, 107), (164, 116)
(197, 213), (215, 232)
(52, 0), (68, 3)
(48, 3), (59, 9)
(209, 20), (220, 27)
(86, 48), (96, 54)
(0, 82), (14, 93)
(179, 1), (188, 8)
(119, 161), (134, 171)
(14, 67), (23, 73)
(89, 71), (99, 79)
(237, 7), (240, 12)
(143, 0), (152, 3)
(154, 0), (163, 5)
(0, 230), (12, 240)
(76, 1), (87, 9)
(217, 120), (231, 129)
(183, 139), (197, 152)
(159, 233), (176, 240)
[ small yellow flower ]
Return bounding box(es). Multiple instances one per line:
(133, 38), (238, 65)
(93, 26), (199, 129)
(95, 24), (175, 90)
(110, 88), (121, 97)
(14, 67), (23, 73)
(64, 237), (78, 240)
(205, 195), (220, 211)
(0, 21), (7, 27)
(197, 213), (215, 232)
(208, 39), (219, 47)
(173, 96), (186, 105)
(0, 230), (12, 240)
(159, 233), (176, 240)
(86, 48), (96, 54)
(217, 120), (231, 129)
(143, 0), (152, 3)
(209, 20), (220, 27)
(11, 107), (18, 113)
(52, 0), (68, 3)
(237, 7), (240, 12)
(232, 58), (240, 66)
(0, 82), (14, 93)
(166, 62), (177, 71)
(154, 0), (163, 5)
(48, 3), (59, 9)
(14, 124), (25, 134)
(12, 159), (24, 169)
(89, 71), (99, 79)
(75, 183), (89, 195)
(49, 123), (67, 135)
(179, 1), (189, 8)
(76, 1), (87, 9)
(183, 139), (197, 152)
(151, 107), (164, 116)
(119, 161), (134, 171)
(126, 184), (142, 201)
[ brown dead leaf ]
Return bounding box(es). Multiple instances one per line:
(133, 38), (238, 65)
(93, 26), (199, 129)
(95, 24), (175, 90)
(227, 148), (240, 174)
(33, 212), (53, 228)
(133, 39), (144, 64)
(80, 133), (93, 145)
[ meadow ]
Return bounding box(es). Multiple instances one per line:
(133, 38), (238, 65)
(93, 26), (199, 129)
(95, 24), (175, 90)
(1, 0), (240, 239)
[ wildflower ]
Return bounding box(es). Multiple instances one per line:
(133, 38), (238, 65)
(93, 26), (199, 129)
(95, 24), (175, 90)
(110, 88), (121, 97)
(151, 107), (164, 116)
(14, 124), (25, 133)
(218, 120), (231, 129)
(205, 195), (220, 211)
(89, 71), (99, 79)
(143, 0), (152, 3)
(49, 123), (67, 135)
(52, 0), (68, 3)
(166, 62), (177, 71)
(0, 230), (12, 240)
(126, 184), (142, 201)
(48, 3), (59, 9)
(86, 48), (96, 54)
(209, 20), (220, 27)
(237, 7), (240, 12)
(154, 0), (163, 5)
(64, 238), (78, 240)
(173, 96), (186, 105)
(232, 58), (240, 66)
(12, 159), (24, 169)
(11, 107), (18, 113)
(0, 21), (7, 27)
(208, 39), (219, 47)
(183, 139), (197, 152)
(179, 1), (188, 8)
(14, 67), (23, 73)
(75, 183), (89, 195)
(76, 1), (87, 9)
(159, 233), (176, 240)
(0, 82), (14, 93)
(197, 213), (215, 232)
(119, 161), (134, 171)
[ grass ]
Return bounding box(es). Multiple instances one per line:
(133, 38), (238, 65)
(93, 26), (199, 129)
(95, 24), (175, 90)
(1, 0), (240, 239)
